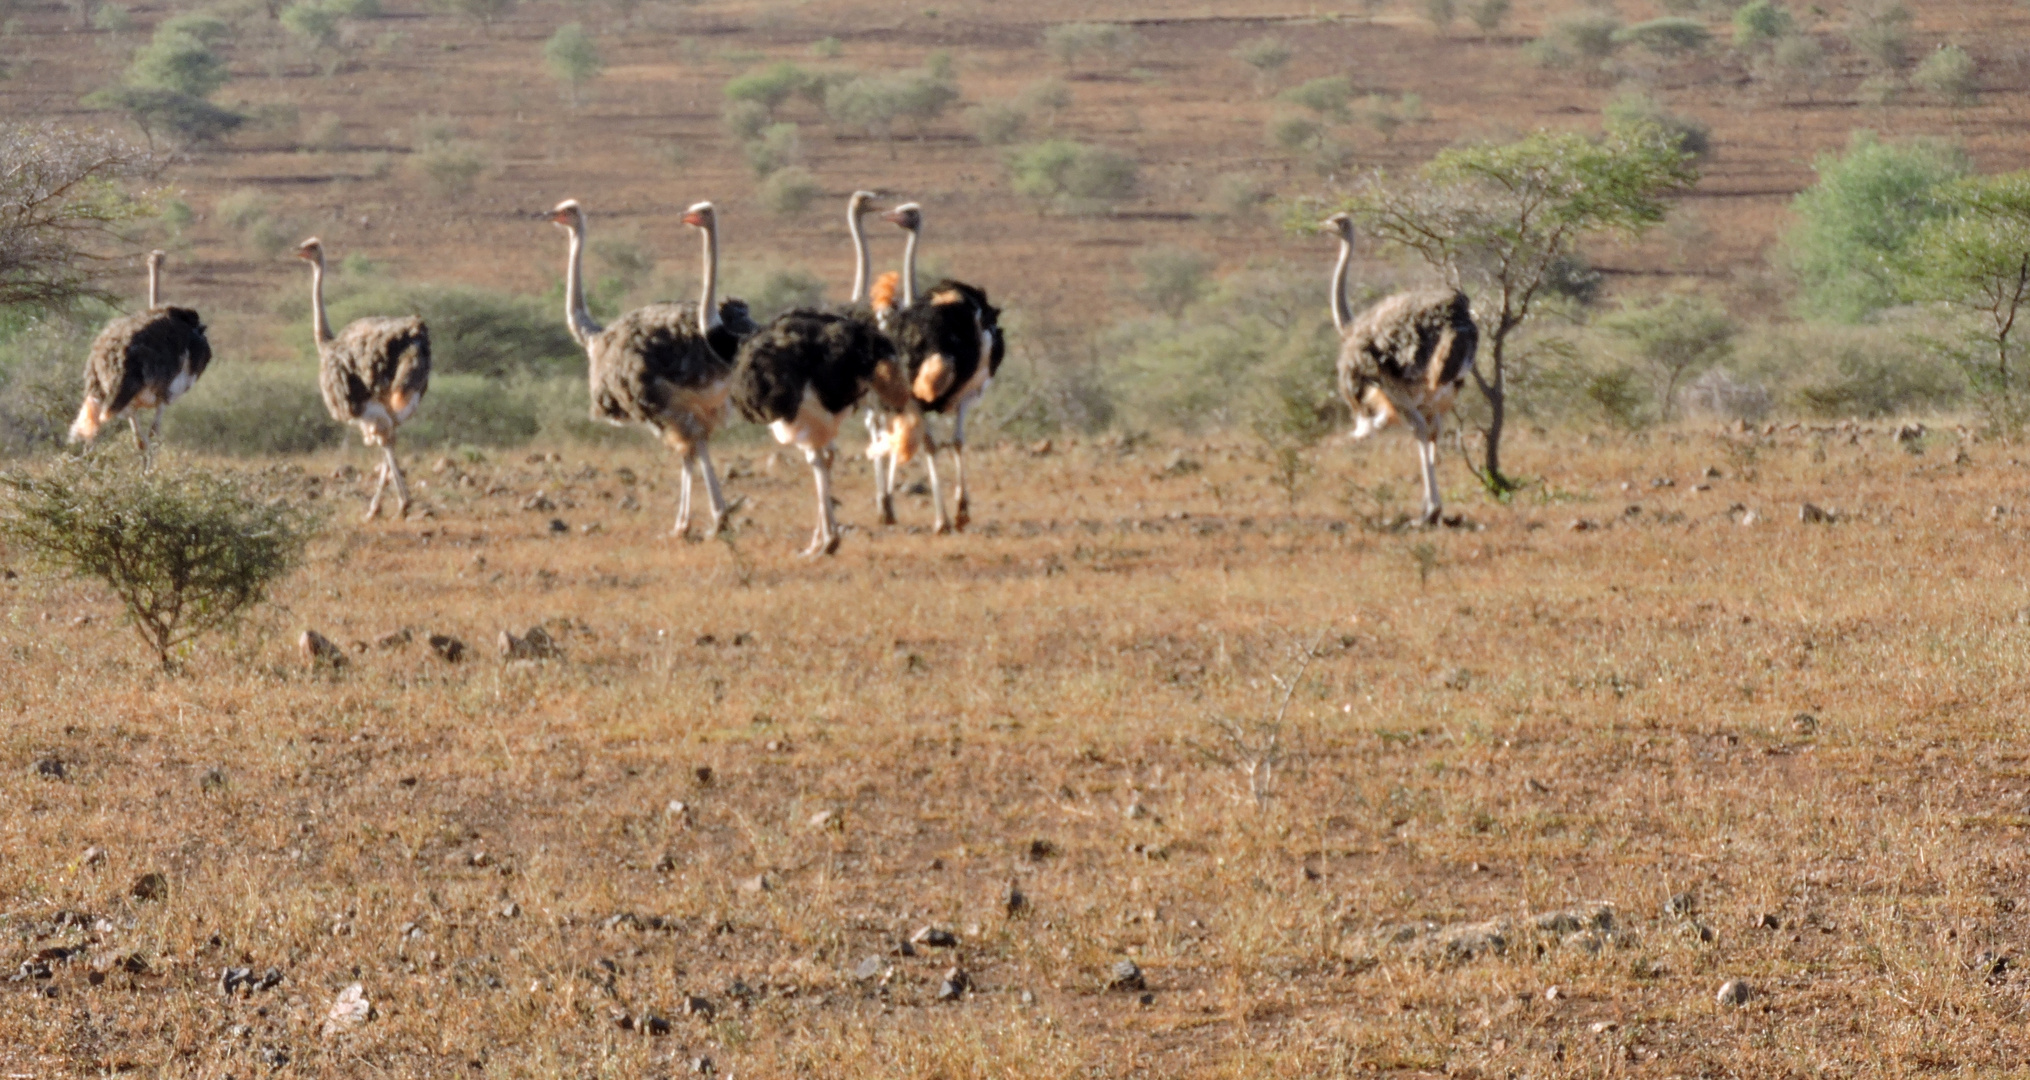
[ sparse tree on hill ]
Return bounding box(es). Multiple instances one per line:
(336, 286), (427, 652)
(1913, 45), (1978, 108)
(1895, 172), (2030, 415)
(543, 22), (603, 107)
(85, 16), (243, 145)
(0, 124), (158, 313)
(1042, 22), (1136, 70)
(1600, 293), (1735, 421)
(1783, 132), (1968, 323)
(1232, 37), (1291, 93)
(433, 0), (517, 32)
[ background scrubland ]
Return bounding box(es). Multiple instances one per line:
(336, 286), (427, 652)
(10, 0), (2030, 1076)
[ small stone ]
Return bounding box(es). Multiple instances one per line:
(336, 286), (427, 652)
(1799, 503), (1834, 524)
(807, 809), (839, 831)
(1569, 518), (1598, 532)
(640, 1013), (671, 1036)
(1704, 466), (1723, 478)
(1590, 1021), (1618, 1034)
(1665, 892), (1697, 917)
(80, 847), (105, 869)
(548, 518), (569, 534)
(130, 872), (167, 901)
(682, 995), (713, 1018)
(198, 767), (226, 792)
(323, 982), (374, 1033)
(910, 926), (957, 948)
(736, 874), (769, 893)
(1974, 951), (2011, 979)
(1739, 510), (1760, 526)
(937, 966), (970, 1001)
(1791, 713), (1818, 735)
(1715, 979), (1751, 1007)
(219, 966), (253, 995)
(694, 766), (714, 785)
(691, 1057), (716, 1075)
(1754, 913), (1781, 930)
(1138, 991), (1155, 1006)
(1029, 438), (1053, 456)
(31, 757), (65, 780)
(610, 1007), (634, 1030)
(427, 634), (467, 663)
(299, 630), (347, 668)
(1108, 959), (1146, 991)
(1005, 882), (1028, 916)
(523, 492), (556, 512)
(499, 902), (520, 919)
(853, 956), (883, 981)
(255, 967), (284, 991)
(1544, 985), (1563, 1002)
(375, 628), (412, 650)
(1123, 800), (1148, 820)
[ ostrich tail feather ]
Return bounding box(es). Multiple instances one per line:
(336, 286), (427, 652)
(870, 271), (901, 315)
(68, 399), (104, 443)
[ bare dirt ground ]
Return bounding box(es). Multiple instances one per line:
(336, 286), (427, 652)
(7, 425), (2030, 1076)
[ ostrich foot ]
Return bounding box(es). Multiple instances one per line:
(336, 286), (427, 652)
(800, 530), (840, 558)
(877, 496), (896, 526)
(705, 496), (747, 540)
(954, 500), (970, 532)
(933, 518), (953, 536)
(1419, 507), (1442, 527)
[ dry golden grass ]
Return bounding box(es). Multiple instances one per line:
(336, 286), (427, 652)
(7, 425), (2030, 1076)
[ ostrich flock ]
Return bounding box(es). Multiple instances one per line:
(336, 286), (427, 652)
(70, 195), (1477, 554)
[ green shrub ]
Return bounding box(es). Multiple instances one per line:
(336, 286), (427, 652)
(1421, 0), (1455, 30)
(1129, 247), (1211, 318)
(1754, 32), (1827, 98)
(759, 166), (820, 217)
(1782, 131), (1969, 323)
(1731, 0), (1793, 49)
(724, 264), (825, 321)
(413, 140), (488, 198)
(0, 456), (319, 668)
(394, 373), (542, 448)
(0, 315), (96, 453)
(163, 360), (342, 455)
(1598, 293), (1736, 421)
(280, 1), (340, 48)
(745, 121), (800, 177)
(1007, 139), (1138, 215)
(543, 22), (603, 107)
(129, 26), (229, 97)
(1527, 10), (1621, 69)
(1465, 0), (1510, 34)
(725, 61), (810, 114)
(1912, 45), (1977, 107)
(1603, 91), (1710, 161)
(1844, 1), (1910, 71)
(1613, 17), (1710, 58)
(970, 103), (1026, 145)
(1232, 37), (1291, 88)
(1279, 75), (1355, 122)
(1042, 22), (1136, 69)
(722, 99), (771, 142)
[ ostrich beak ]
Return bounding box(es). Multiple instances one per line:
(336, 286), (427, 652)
(681, 211), (706, 227)
(880, 209), (905, 225)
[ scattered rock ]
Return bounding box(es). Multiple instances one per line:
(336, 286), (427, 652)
(1138, 991), (1155, 1006)
(681, 995), (714, 1018)
(1123, 800), (1148, 820)
(522, 492), (556, 512)
(1029, 439), (1053, 457)
(130, 872), (167, 902)
(1799, 503), (1835, 524)
(79, 847), (105, 869)
(691, 1056), (716, 1075)
(497, 626), (562, 661)
(220, 966), (253, 995)
(1533, 903), (1615, 936)
(1027, 838), (1057, 861)
(1754, 913), (1782, 930)
(1005, 882), (1028, 916)
(1569, 518), (1599, 532)
(375, 628), (412, 650)
(1791, 713), (1818, 735)
(1544, 985), (1563, 1002)
(639, 1013), (671, 1036)
(427, 634), (467, 663)
(1896, 423), (1926, 444)
(853, 956), (884, 981)
(548, 518), (569, 534)
(910, 926), (957, 948)
(499, 902), (520, 919)
(807, 809), (840, 831)
(1974, 951), (2011, 979)
(937, 966), (970, 1001)
(30, 757), (65, 781)
(323, 982), (374, 1034)
(736, 874), (770, 894)
(1440, 668), (1472, 691)
(1590, 1020), (1618, 1034)
(1715, 979), (1751, 1007)
(1665, 892), (1697, 917)
(299, 630), (347, 668)
(1704, 466), (1723, 479)
(1108, 959), (1146, 991)
(1739, 509), (1760, 526)
(198, 767), (226, 792)
(694, 766), (714, 785)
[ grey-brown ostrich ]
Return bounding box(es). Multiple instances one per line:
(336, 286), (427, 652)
(866, 202), (1004, 534)
(549, 199), (755, 539)
(1323, 212), (1478, 526)
(296, 238), (431, 521)
(69, 250), (212, 460)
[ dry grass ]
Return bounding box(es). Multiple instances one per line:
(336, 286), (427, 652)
(7, 424), (2030, 1075)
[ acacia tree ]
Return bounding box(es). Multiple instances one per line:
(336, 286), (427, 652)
(1329, 122), (1697, 492)
(1897, 173), (2030, 410)
(0, 124), (157, 312)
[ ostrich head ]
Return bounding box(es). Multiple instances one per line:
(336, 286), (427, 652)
(849, 190), (879, 216)
(294, 238), (325, 264)
(681, 201), (717, 231)
(549, 199), (585, 232)
(882, 203), (923, 233)
(1321, 213), (1355, 242)
(147, 250), (166, 271)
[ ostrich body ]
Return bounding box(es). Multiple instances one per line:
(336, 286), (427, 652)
(1324, 213), (1477, 526)
(731, 308), (893, 555)
(297, 238), (431, 521)
(70, 250), (212, 458)
(550, 199), (754, 539)
(866, 202), (1004, 534)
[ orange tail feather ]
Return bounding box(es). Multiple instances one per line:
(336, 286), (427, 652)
(870, 271), (900, 315)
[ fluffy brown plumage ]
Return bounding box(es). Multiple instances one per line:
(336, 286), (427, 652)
(70, 251), (212, 456)
(299, 238), (431, 520)
(1323, 213), (1478, 526)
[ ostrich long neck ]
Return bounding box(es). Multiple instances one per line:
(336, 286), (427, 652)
(849, 206), (871, 306)
(1329, 231), (1354, 334)
(308, 253), (333, 346)
(146, 260), (160, 309)
(899, 225), (919, 309)
(698, 219), (720, 335)
(562, 220), (601, 344)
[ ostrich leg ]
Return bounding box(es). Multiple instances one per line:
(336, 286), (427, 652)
(694, 441), (740, 538)
(384, 445), (412, 518)
(364, 458), (390, 521)
(950, 398), (976, 532)
(673, 457), (695, 538)
(922, 430), (952, 535)
(865, 409), (895, 525)
(803, 445), (841, 557)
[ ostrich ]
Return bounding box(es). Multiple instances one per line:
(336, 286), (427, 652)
(69, 250), (212, 460)
(549, 199), (755, 539)
(731, 307), (893, 556)
(866, 202), (1004, 533)
(296, 238), (431, 521)
(1322, 212), (1478, 526)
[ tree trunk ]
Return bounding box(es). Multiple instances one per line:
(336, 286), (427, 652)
(1473, 325), (1515, 494)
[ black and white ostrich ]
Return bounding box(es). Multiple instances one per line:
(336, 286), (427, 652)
(297, 238), (431, 521)
(1323, 213), (1478, 526)
(549, 199), (755, 539)
(730, 307), (893, 556)
(69, 250), (212, 460)
(866, 202), (1004, 533)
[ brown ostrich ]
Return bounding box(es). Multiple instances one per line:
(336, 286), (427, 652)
(1322, 212), (1478, 526)
(865, 202), (1004, 534)
(296, 238), (431, 521)
(549, 199), (756, 539)
(69, 250), (212, 460)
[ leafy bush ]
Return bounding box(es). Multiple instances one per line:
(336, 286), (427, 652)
(1466, 0), (1510, 34)
(1603, 91), (1710, 161)
(1598, 293), (1735, 421)
(724, 265), (825, 321)
(129, 25), (229, 97)
(280, 1), (340, 48)
(1232, 37), (1290, 88)
(760, 166), (820, 217)
(543, 22), (603, 107)
(162, 360), (343, 455)
(413, 140), (488, 199)
(1007, 140), (1139, 215)
(1526, 10), (1621, 69)
(1731, 0), (1793, 49)
(1279, 75), (1354, 122)
(744, 122), (800, 177)
(1782, 132), (1969, 323)
(1042, 22), (1136, 68)
(0, 314), (96, 452)
(1017, 79), (1071, 125)
(1912, 45), (1977, 107)
(1613, 17), (1710, 58)
(722, 99), (771, 142)
(1844, 1), (1910, 71)
(0, 456), (319, 668)
(725, 61), (810, 115)
(1753, 32), (1827, 99)
(1129, 247), (1211, 318)
(970, 103), (1026, 145)
(1421, 0), (1455, 30)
